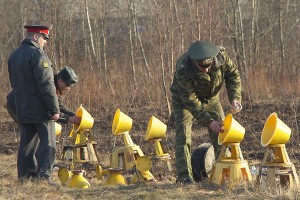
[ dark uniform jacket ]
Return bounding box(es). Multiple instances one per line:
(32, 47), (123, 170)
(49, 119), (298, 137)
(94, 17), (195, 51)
(6, 90), (74, 125)
(7, 74), (75, 124)
(8, 39), (59, 123)
(170, 47), (242, 126)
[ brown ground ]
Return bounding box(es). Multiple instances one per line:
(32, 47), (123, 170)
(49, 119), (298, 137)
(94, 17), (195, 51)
(1, 101), (300, 177)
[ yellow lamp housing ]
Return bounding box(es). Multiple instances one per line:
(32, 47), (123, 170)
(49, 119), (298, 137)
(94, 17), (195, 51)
(74, 105), (94, 132)
(112, 108), (133, 135)
(218, 113), (245, 145)
(55, 122), (62, 136)
(145, 116), (167, 141)
(111, 109), (136, 146)
(112, 108), (135, 146)
(261, 112), (291, 147)
(105, 168), (127, 186)
(145, 116), (170, 157)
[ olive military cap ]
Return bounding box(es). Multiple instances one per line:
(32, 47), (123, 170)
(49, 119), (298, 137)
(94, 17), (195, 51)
(184, 41), (219, 78)
(58, 67), (78, 86)
(188, 41), (219, 61)
(24, 24), (53, 39)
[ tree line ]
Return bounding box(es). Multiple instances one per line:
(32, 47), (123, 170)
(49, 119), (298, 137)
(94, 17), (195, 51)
(0, 0), (299, 117)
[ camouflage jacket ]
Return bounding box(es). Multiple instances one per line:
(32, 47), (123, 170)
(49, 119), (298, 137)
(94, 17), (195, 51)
(8, 39), (59, 123)
(170, 47), (242, 126)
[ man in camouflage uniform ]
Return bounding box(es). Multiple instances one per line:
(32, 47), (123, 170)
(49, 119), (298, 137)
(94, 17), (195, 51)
(170, 41), (242, 184)
(8, 24), (60, 185)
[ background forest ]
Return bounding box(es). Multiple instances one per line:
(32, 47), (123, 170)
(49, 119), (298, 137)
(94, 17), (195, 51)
(0, 0), (299, 118)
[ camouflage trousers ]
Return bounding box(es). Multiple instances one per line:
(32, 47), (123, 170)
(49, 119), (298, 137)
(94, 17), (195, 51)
(172, 98), (225, 181)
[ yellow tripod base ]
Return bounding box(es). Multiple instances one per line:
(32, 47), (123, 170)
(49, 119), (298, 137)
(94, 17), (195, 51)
(256, 144), (299, 189)
(210, 143), (252, 186)
(210, 160), (252, 185)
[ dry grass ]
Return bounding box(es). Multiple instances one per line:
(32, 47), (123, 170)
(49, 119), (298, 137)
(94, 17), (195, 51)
(1, 53), (300, 199)
(241, 67), (300, 104)
(1, 152), (300, 199)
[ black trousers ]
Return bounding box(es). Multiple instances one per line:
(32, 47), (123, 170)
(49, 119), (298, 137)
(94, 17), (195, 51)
(17, 121), (56, 180)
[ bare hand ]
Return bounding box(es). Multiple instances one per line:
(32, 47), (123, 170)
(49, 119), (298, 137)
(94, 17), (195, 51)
(231, 100), (242, 113)
(51, 114), (60, 121)
(209, 120), (224, 133)
(68, 116), (81, 125)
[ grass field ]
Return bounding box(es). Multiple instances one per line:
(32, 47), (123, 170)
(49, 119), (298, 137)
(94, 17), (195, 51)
(1, 100), (300, 199)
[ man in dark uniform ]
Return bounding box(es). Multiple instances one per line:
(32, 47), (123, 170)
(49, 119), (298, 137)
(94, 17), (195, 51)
(170, 41), (242, 184)
(6, 67), (80, 126)
(8, 24), (60, 185)
(6, 67), (80, 185)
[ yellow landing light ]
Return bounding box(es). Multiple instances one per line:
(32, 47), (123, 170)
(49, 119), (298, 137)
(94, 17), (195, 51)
(261, 112), (291, 146)
(58, 168), (90, 188)
(145, 116), (171, 158)
(218, 113), (245, 145)
(256, 113), (299, 189)
(67, 170), (90, 189)
(96, 165), (127, 186)
(130, 156), (155, 184)
(55, 122), (62, 136)
(58, 166), (72, 184)
(74, 105), (94, 132)
(210, 113), (251, 186)
(112, 108), (133, 135)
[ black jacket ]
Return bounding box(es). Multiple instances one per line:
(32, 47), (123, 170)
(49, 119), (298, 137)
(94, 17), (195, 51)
(8, 39), (59, 123)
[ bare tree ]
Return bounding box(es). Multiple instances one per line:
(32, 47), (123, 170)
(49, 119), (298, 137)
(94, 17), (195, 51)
(173, 0), (184, 51)
(250, 0), (259, 67)
(134, 19), (153, 81)
(128, 0), (137, 89)
(157, 14), (171, 116)
(277, 0), (286, 67)
(220, 0), (246, 76)
(85, 0), (96, 69)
